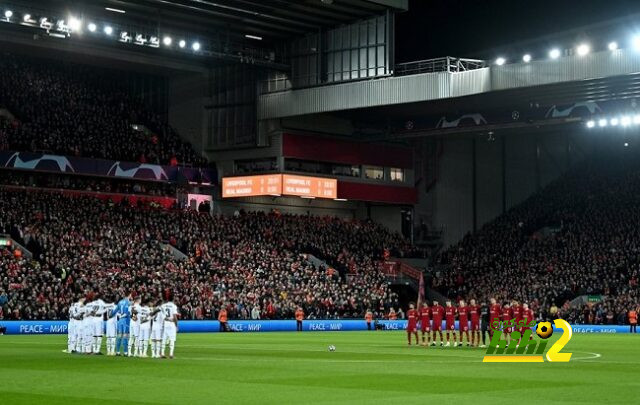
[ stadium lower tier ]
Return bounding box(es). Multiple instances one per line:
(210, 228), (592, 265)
(0, 319), (633, 335)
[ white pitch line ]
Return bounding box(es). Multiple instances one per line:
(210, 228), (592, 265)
(571, 351), (602, 361)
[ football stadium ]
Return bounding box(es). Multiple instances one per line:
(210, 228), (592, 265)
(0, 0), (639, 403)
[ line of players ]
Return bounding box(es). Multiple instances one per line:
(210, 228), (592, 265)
(405, 298), (535, 347)
(67, 292), (180, 359)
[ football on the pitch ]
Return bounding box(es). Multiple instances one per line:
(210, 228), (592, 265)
(536, 322), (553, 339)
(328, 345), (336, 352)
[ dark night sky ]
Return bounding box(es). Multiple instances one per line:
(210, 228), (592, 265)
(395, 0), (640, 62)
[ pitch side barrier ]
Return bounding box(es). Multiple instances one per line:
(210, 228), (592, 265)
(0, 320), (634, 335)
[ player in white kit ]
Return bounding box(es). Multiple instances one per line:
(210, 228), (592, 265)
(160, 296), (179, 359)
(150, 300), (165, 359)
(137, 302), (152, 358)
(81, 301), (94, 354)
(128, 297), (142, 357)
(105, 301), (118, 356)
(67, 297), (85, 354)
(86, 295), (112, 354)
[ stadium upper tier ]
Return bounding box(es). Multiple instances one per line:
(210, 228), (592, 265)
(0, 187), (410, 321)
(0, 53), (206, 167)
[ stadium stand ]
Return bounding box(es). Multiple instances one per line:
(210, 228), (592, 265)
(434, 149), (640, 325)
(0, 53), (206, 167)
(0, 187), (406, 321)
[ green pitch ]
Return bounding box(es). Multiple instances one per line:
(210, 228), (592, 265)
(0, 332), (637, 404)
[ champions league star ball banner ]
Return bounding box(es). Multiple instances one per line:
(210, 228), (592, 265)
(0, 321), (634, 335)
(0, 151), (216, 184)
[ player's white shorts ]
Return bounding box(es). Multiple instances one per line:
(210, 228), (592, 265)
(92, 317), (104, 336)
(139, 322), (151, 341)
(162, 322), (177, 342)
(68, 319), (77, 338)
(106, 318), (117, 338)
(151, 326), (163, 340)
(130, 320), (140, 338)
(82, 318), (92, 338)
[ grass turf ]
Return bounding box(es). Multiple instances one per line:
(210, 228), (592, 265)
(0, 331), (637, 404)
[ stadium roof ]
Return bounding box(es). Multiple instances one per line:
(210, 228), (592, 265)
(93, 0), (407, 42)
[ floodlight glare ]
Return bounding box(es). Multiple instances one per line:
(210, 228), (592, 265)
(163, 36), (172, 46)
(522, 54), (532, 63)
(23, 14), (31, 22)
(178, 39), (186, 48)
(104, 26), (113, 35)
(608, 41), (618, 51)
(621, 116), (631, 126)
(610, 118), (620, 126)
(68, 17), (81, 31)
(576, 43), (590, 56)
(634, 115), (640, 124)
(88, 23), (96, 32)
(192, 41), (201, 51)
(495, 57), (506, 66)
(599, 119), (608, 127)
(4, 10), (13, 18)
(586, 120), (595, 128)
(549, 48), (561, 59)
(633, 36), (640, 52)
(625, 142), (629, 147)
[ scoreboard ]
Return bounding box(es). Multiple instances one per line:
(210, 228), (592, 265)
(222, 174), (337, 199)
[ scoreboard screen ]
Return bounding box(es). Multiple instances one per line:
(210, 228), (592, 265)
(222, 174), (337, 199)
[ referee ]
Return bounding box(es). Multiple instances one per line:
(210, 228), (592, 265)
(480, 301), (489, 347)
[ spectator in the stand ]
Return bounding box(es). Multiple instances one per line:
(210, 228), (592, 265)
(0, 53), (207, 167)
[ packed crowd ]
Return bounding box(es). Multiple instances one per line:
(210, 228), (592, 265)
(0, 170), (178, 197)
(0, 187), (407, 321)
(0, 53), (206, 167)
(434, 148), (640, 325)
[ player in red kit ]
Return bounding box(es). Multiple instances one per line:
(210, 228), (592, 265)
(419, 302), (431, 347)
(521, 303), (535, 343)
(444, 300), (457, 347)
(501, 302), (513, 343)
(469, 299), (480, 347)
(512, 300), (524, 343)
(457, 300), (470, 347)
(430, 300), (444, 346)
(406, 303), (419, 346)
(489, 298), (502, 338)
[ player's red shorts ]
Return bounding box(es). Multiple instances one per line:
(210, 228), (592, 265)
(459, 322), (469, 332)
(503, 327), (512, 334)
(432, 320), (442, 331)
(446, 321), (455, 331)
(420, 320), (430, 332)
(470, 322), (479, 331)
(407, 323), (417, 332)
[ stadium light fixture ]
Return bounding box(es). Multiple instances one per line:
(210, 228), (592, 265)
(87, 23), (96, 32)
(576, 43), (590, 56)
(23, 13), (31, 22)
(624, 142), (629, 147)
(192, 41), (201, 51)
(633, 36), (640, 52)
(179, 39), (186, 48)
(105, 7), (126, 14)
(610, 117), (619, 126)
(598, 119), (608, 127)
(334, 198), (348, 202)
(586, 120), (595, 128)
(608, 41), (618, 51)
(4, 10), (13, 19)
(549, 48), (561, 59)
(621, 116), (632, 127)
(522, 54), (532, 63)
(163, 36), (172, 46)
(495, 57), (506, 66)
(245, 34), (262, 41)
(104, 26), (113, 35)
(68, 17), (81, 31)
